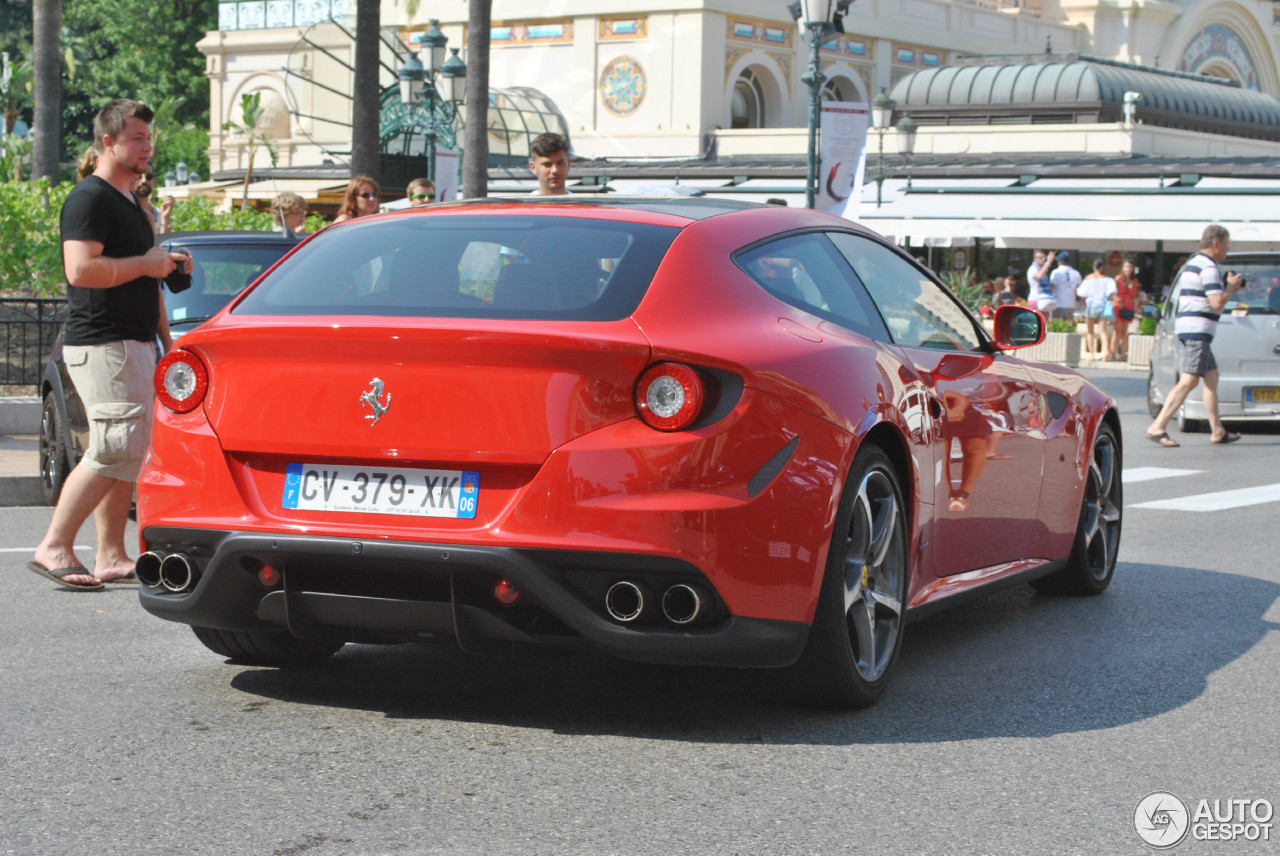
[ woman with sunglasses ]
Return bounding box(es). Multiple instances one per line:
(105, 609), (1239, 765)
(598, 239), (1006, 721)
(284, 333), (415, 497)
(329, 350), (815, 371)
(406, 177), (436, 207)
(333, 174), (381, 223)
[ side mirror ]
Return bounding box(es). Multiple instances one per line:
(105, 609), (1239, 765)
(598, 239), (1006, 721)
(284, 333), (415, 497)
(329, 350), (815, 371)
(992, 305), (1044, 350)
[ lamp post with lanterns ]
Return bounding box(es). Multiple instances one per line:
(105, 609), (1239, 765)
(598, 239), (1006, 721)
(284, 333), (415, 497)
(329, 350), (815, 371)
(396, 19), (467, 183)
(794, 0), (850, 209)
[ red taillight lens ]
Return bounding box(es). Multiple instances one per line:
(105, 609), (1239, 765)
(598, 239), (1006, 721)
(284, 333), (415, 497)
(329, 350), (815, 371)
(155, 349), (209, 413)
(493, 578), (521, 605)
(635, 363), (704, 431)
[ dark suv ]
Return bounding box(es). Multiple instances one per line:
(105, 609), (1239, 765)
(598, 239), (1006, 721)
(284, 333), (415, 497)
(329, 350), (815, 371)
(38, 231), (301, 505)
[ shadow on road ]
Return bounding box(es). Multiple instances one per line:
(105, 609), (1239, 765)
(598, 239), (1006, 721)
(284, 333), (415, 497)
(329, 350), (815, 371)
(228, 562), (1279, 744)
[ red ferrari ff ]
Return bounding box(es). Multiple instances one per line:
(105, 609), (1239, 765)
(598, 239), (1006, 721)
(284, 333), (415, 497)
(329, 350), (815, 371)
(137, 197), (1122, 708)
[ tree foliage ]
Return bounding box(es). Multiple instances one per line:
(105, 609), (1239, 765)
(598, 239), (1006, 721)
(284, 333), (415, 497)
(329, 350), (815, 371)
(60, 0), (214, 174)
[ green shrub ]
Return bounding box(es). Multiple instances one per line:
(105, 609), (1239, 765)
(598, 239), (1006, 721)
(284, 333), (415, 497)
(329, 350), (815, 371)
(1137, 313), (1158, 336)
(1046, 318), (1077, 333)
(0, 178), (72, 296)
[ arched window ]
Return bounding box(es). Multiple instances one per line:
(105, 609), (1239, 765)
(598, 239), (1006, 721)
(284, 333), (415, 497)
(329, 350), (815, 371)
(821, 79), (848, 102)
(731, 70), (766, 128)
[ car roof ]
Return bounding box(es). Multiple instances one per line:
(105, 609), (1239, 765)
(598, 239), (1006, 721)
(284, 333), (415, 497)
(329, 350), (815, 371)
(161, 230), (302, 246)
(426, 195), (763, 221)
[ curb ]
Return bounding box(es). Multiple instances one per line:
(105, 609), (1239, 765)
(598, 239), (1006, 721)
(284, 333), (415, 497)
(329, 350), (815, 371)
(0, 396), (40, 434)
(0, 475), (44, 508)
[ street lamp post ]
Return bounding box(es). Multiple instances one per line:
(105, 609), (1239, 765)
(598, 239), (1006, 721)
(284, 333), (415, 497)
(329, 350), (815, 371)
(795, 1), (849, 209)
(897, 113), (918, 191)
(871, 87), (894, 208)
(397, 19), (466, 183)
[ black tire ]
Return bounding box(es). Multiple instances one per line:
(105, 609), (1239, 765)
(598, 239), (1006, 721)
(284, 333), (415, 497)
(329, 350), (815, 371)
(1031, 422), (1122, 596)
(191, 626), (344, 668)
(1145, 370), (1162, 419)
(38, 393), (70, 507)
(787, 445), (909, 709)
(1177, 406), (1204, 434)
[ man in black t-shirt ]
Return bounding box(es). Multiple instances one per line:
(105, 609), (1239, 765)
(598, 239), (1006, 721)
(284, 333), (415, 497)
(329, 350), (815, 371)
(28, 99), (190, 592)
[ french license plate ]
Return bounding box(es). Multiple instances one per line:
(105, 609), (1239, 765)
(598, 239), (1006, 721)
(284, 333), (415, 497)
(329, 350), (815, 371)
(282, 463), (479, 518)
(1245, 388), (1280, 404)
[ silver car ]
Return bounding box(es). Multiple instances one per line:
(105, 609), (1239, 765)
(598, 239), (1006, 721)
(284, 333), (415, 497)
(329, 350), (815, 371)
(1147, 253), (1280, 431)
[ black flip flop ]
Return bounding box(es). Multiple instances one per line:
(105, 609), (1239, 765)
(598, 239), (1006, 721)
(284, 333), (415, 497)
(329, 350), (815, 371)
(1145, 431), (1180, 448)
(102, 569), (139, 584)
(1210, 431), (1242, 444)
(27, 561), (104, 591)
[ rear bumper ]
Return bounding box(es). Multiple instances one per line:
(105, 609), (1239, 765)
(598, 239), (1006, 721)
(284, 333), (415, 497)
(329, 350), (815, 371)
(138, 527), (809, 668)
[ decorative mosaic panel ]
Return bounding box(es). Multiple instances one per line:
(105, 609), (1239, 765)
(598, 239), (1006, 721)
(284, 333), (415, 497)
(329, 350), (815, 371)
(600, 16), (647, 40)
(490, 19), (574, 46)
(724, 47), (750, 85)
(1179, 24), (1257, 90)
(817, 34), (872, 60)
(891, 41), (945, 70)
(726, 16), (794, 49)
(600, 55), (647, 117)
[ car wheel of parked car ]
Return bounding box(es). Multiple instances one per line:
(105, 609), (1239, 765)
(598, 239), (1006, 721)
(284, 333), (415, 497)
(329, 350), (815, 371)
(1032, 423), (1122, 596)
(38, 393), (70, 507)
(1176, 405), (1204, 434)
(191, 626), (344, 667)
(1145, 370), (1162, 419)
(788, 445), (908, 709)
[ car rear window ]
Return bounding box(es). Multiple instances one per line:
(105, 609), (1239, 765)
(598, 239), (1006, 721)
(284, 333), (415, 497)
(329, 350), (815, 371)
(163, 242), (293, 324)
(1224, 261), (1280, 315)
(232, 215), (679, 321)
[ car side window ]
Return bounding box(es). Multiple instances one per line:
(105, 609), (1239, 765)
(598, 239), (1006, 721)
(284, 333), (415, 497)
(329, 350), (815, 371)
(735, 233), (887, 341)
(828, 232), (983, 351)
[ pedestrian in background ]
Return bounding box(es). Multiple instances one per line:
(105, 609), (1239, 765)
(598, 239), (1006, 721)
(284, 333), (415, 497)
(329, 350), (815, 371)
(1078, 258), (1116, 360)
(529, 133), (571, 196)
(28, 98), (190, 591)
(1144, 224), (1243, 447)
(1049, 251), (1081, 321)
(406, 177), (436, 207)
(1110, 258), (1138, 360)
(333, 174), (380, 223)
(270, 191), (309, 235)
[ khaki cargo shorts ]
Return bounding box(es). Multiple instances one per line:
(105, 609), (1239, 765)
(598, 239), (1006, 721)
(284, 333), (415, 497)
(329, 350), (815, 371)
(63, 340), (156, 481)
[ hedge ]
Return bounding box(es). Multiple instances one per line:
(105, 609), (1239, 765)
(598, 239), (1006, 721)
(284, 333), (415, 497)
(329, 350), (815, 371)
(0, 182), (324, 297)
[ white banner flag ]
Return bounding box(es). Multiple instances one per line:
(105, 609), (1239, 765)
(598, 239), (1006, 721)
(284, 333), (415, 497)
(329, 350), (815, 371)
(816, 101), (870, 220)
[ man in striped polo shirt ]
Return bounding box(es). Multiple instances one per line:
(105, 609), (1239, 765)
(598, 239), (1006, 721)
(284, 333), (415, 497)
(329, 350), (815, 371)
(1144, 224), (1244, 447)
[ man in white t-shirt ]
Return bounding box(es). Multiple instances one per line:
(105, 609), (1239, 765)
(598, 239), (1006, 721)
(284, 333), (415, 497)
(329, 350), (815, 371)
(1048, 251), (1081, 321)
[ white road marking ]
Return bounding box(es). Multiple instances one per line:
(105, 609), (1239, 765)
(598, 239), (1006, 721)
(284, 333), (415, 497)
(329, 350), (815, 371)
(1122, 467), (1202, 484)
(1, 546), (93, 553)
(1130, 483), (1280, 512)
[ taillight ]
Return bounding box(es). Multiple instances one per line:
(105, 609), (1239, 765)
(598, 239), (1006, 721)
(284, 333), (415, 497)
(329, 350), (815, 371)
(635, 363), (704, 431)
(155, 349), (209, 413)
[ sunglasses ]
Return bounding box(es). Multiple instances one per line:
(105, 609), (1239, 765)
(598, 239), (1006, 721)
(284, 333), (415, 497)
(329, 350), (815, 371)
(359, 192), (379, 200)
(410, 193), (435, 201)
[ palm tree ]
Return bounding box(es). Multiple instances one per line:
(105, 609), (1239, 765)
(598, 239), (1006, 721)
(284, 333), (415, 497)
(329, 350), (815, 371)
(223, 92), (279, 210)
(31, 0), (62, 183)
(462, 0), (491, 199)
(350, 0), (380, 181)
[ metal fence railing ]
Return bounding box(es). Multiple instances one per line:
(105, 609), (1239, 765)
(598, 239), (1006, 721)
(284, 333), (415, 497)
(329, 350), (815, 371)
(1, 297), (68, 391)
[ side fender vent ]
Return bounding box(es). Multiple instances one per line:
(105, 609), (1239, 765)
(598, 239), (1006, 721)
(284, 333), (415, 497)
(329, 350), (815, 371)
(748, 436), (799, 498)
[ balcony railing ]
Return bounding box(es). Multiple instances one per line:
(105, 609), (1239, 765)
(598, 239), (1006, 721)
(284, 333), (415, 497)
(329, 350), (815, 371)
(218, 0), (352, 31)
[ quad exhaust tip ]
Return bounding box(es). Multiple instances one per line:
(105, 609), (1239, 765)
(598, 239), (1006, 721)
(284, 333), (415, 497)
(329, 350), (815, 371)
(136, 551), (164, 588)
(139, 550), (200, 593)
(662, 583), (705, 625)
(605, 581), (647, 623)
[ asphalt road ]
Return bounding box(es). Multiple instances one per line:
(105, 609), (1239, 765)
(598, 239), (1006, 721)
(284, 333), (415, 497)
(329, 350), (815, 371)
(2, 368), (1277, 856)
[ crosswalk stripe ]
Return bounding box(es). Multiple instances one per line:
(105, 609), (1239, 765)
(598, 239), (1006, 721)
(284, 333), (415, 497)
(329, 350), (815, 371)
(1129, 483), (1280, 511)
(1122, 467), (1202, 483)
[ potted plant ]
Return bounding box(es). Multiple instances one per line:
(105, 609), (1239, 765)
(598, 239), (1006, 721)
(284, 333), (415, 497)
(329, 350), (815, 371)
(1019, 317), (1082, 365)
